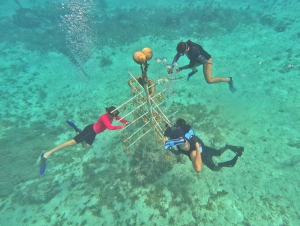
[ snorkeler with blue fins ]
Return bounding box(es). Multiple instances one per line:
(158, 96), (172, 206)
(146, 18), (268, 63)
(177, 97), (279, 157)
(39, 106), (130, 175)
(168, 40), (236, 93)
(164, 119), (243, 172)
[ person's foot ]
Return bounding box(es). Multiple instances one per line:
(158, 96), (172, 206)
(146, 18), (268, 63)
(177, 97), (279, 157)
(217, 155), (238, 168)
(187, 70), (198, 81)
(66, 120), (82, 133)
(228, 77), (236, 93)
(225, 145), (244, 157)
(39, 153), (47, 175)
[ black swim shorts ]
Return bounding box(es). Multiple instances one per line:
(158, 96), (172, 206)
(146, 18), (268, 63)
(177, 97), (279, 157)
(73, 124), (96, 145)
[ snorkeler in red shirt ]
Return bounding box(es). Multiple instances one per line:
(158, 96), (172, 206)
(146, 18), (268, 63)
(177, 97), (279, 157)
(39, 106), (130, 175)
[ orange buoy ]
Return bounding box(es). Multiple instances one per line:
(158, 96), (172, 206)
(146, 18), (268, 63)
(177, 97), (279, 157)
(142, 47), (153, 60)
(133, 51), (146, 64)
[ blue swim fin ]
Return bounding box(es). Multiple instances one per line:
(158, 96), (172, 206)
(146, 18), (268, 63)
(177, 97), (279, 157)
(164, 138), (185, 150)
(66, 120), (82, 133)
(39, 153), (47, 175)
(66, 120), (76, 127)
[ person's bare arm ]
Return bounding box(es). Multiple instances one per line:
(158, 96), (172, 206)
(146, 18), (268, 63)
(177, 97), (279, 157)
(190, 142), (202, 173)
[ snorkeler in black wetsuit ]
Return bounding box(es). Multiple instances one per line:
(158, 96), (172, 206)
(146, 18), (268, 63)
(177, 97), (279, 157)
(168, 40), (236, 93)
(172, 40), (212, 69)
(164, 119), (244, 172)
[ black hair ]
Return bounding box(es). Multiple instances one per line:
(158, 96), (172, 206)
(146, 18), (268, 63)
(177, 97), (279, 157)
(176, 42), (187, 54)
(106, 106), (119, 117)
(169, 128), (185, 139)
(175, 118), (191, 133)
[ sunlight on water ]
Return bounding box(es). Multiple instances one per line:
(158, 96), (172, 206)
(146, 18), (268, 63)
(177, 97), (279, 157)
(59, 0), (94, 75)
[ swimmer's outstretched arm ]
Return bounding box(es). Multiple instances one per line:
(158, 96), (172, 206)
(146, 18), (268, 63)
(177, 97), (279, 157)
(190, 142), (202, 173)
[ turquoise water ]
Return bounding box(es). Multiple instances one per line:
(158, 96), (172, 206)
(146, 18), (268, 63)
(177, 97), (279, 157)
(0, 0), (299, 225)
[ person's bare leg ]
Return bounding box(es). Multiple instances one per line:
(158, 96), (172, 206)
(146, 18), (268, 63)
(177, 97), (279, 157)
(44, 139), (77, 158)
(203, 58), (230, 84)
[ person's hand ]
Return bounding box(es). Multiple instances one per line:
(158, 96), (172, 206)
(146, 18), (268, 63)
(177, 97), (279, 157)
(124, 121), (131, 127)
(165, 123), (171, 128)
(167, 67), (173, 74)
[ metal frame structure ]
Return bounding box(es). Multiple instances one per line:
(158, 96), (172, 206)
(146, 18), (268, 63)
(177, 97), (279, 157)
(111, 60), (177, 149)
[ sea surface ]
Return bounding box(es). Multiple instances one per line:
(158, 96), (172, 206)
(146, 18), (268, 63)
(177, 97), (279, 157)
(0, 0), (299, 225)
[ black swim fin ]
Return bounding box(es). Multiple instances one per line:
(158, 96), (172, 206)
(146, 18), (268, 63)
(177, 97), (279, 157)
(228, 77), (236, 93)
(187, 70), (198, 81)
(218, 155), (238, 168)
(225, 145), (244, 156)
(39, 153), (47, 175)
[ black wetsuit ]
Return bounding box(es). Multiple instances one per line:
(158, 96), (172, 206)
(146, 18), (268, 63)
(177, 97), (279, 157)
(172, 130), (224, 171)
(164, 127), (238, 171)
(172, 40), (211, 70)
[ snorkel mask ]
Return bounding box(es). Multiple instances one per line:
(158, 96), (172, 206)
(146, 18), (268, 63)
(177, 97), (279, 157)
(107, 106), (119, 117)
(109, 110), (119, 117)
(174, 118), (186, 128)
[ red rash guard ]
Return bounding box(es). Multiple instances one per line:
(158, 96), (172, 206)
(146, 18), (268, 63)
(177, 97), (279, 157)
(93, 113), (129, 134)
